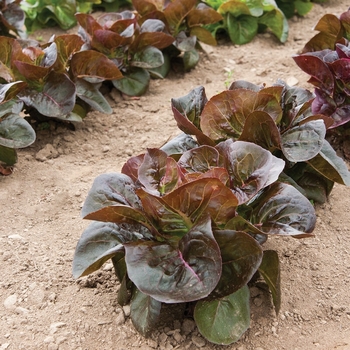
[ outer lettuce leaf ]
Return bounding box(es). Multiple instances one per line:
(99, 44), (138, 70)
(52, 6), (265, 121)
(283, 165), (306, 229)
(194, 285), (250, 345)
(124, 216), (222, 303)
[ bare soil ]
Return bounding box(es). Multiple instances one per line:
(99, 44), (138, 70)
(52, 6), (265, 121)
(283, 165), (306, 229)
(1, 1), (350, 349)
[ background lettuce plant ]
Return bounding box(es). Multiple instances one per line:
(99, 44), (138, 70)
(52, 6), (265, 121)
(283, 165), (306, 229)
(75, 11), (175, 96)
(132, 0), (222, 72)
(203, 0), (288, 45)
(0, 0), (26, 38)
(170, 82), (350, 203)
(20, 0), (131, 31)
(293, 8), (350, 131)
(275, 0), (326, 19)
(0, 34), (123, 168)
(0, 95), (35, 174)
(0, 35), (122, 121)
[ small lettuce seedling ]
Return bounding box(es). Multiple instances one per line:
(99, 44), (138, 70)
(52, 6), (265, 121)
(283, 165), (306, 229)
(73, 140), (316, 344)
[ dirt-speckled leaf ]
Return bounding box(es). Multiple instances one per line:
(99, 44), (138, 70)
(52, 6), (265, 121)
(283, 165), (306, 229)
(249, 182), (316, 237)
(82, 173), (142, 218)
(216, 140), (285, 204)
(18, 71), (76, 118)
(281, 119), (326, 162)
(0, 114), (36, 148)
(130, 289), (162, 336)
(72, 221), (126, 278)
(160, 133), (198, 157)
(258, 250), (281, 314)
(112, 68), (150, 96)
(125, 216), (222, 303)
(210, 230), (263, 298)
(194, 285), (250, 345)
(307, 140), (350, 186)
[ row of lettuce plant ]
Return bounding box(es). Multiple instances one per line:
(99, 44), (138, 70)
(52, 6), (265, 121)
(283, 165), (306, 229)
(0, 1), (222, 171)
(0, 0), (336, 171)
(72, 80), (350, 345)
(20, 0), (132, 31)
(17, 0), (328, 46)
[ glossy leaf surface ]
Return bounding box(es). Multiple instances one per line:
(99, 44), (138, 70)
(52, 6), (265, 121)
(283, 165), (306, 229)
(307, 140), (350, 186)
(258, 250), (281, 314)
(0, 114), (35, 148)
(130, 289), (162, 336)
(217, 140), (285, 204)
(210, 230), (263, 298)
(81, 173), (142, 218)
(72, 221), (134, 278)
(249, 182), (316, 237)
(161, 177), (238, 226)
(194, 285), (250, 345)
(125, 216), (222, 303)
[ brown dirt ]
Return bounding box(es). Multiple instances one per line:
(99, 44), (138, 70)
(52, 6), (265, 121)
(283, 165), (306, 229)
(1, 1), (350, 349)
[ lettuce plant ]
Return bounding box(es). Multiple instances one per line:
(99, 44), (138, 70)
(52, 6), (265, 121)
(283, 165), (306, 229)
(0, 96), (35, 173)
(293, 9), (350, 130)
(170, 83), (350, 203)
(276, 0), (313, 19)
(203, 0), (288, 45)
(72, 81), (350, 343)
(73, 136), (317, 344)
(0, 0), (26, 38)
(0, 35), (122, 122)
(76, 11), (175, 96)
(20, 0), (130, 31)
(0, 33), (123, 168)
(132, 0), (222, 71)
